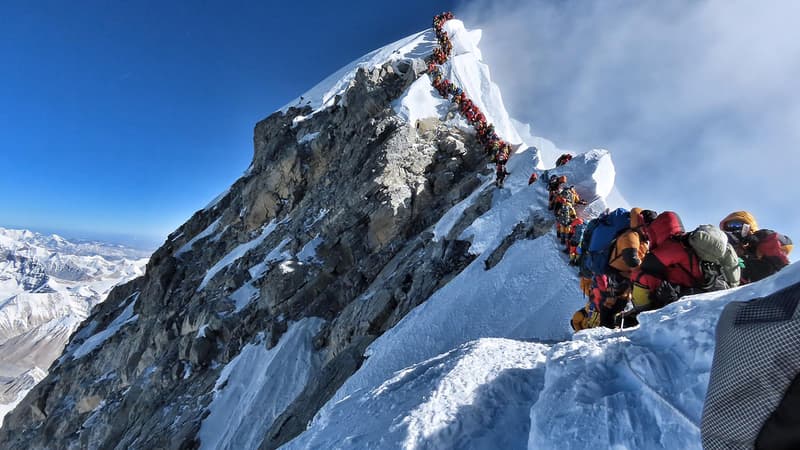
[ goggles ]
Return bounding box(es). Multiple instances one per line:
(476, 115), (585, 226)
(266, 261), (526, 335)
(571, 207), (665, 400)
(723, 220), (748, 233)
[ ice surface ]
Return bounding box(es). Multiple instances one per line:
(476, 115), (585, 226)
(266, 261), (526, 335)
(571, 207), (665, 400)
(197, 318), (324, 450)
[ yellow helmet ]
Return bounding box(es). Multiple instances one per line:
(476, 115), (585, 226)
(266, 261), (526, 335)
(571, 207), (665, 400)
(720, 211), (759, 235)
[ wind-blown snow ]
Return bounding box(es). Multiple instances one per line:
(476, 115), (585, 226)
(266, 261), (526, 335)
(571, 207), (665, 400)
(281, 30), (436, 116)
(197, 318), (324, 450)
(197, 221), (279, 291)
(72, 296), (139, 360)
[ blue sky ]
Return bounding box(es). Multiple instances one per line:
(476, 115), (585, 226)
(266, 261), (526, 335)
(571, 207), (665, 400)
(2, 0), (798, 253)
(0, 1), (454, 248)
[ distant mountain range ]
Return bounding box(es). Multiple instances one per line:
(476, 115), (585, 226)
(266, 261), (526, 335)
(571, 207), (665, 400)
(0, 227), (149, 426)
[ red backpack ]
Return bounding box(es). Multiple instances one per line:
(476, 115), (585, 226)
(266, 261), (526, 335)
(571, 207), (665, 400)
(644, 211), (684, 250)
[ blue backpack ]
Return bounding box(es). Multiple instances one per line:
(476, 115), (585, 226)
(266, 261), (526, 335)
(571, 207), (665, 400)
(582, 208), (630, 275)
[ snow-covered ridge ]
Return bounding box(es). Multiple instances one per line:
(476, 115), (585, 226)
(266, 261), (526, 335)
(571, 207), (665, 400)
(280, 30), (436, 116)
(278, 16), (766, 450)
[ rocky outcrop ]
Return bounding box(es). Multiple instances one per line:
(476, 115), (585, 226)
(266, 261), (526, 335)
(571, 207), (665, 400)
(0, 58), (502, 450)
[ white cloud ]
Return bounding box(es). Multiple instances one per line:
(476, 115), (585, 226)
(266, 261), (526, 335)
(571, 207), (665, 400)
(458, 0), (800, 252)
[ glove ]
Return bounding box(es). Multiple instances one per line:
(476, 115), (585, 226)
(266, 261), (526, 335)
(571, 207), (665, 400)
(654, 280), (681, 307)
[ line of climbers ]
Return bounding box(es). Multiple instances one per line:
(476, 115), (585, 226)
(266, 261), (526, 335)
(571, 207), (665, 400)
(428, 12), (513, 188)
(536, 155), (794, 332)
(426, 13), (795, 336)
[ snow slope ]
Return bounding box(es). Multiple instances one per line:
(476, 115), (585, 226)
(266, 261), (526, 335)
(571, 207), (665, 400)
(273, 18), (786, 450)
(198, 318), (324, 450)
(287, 339), (548, 450)
(284, 264), (800, 450)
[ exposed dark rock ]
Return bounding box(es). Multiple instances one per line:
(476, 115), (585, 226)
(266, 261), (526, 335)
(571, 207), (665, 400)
(0, 59), (494, 450)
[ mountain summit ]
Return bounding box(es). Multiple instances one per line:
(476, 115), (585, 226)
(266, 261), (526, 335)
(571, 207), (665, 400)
(1, 16), (796, 450)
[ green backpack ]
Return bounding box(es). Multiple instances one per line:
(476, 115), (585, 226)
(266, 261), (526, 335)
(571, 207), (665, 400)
(687, 224), (741, 289)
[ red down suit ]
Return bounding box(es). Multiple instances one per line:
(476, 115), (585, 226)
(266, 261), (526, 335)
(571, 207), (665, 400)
(630, 211), (704, 308)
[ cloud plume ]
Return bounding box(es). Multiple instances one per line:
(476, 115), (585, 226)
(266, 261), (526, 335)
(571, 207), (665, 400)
(458, 0), (800, 249)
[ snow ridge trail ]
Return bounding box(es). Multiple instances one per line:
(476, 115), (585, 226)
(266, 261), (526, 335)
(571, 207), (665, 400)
(426, 13), (518, 188)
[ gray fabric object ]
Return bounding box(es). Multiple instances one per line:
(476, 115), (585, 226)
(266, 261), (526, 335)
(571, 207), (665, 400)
(689, 224), (741, 287)
(701, 282), (800, 449)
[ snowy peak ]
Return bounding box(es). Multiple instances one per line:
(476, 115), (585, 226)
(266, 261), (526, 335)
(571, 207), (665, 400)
(0, 228), (148, 427)
(0, 12), (709, 450)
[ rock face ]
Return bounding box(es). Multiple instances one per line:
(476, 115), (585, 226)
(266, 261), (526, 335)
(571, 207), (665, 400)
(0, 58), (494, 449)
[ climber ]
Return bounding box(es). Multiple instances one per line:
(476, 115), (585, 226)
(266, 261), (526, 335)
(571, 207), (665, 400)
(629, 211), (706, 312)
(740, 229), (792, 283)
(573, 274), (629, 331)
(528, 172), (539, 185)
(547, 175), (567, 211)
(474, 111), (486, 126)
(460, 98), (473, 115)
(568, 218), (586, 265)
(556, 200), (577, 244)
(553, 185), (583, 216)
(607, 208), (657, 279)
(720, 211), (793, 283)
(555, 153), (573, 167)
(487, 140), (501, 158)
(465, 107), (476, 123)
(599, 274), (632, 328)
(720, 210), (758, 258)
(495, 155), (509, 189)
